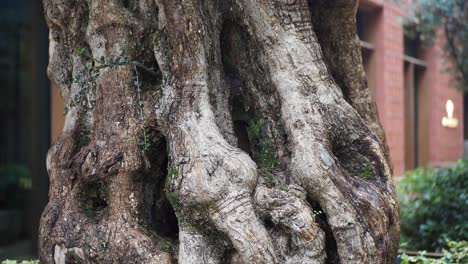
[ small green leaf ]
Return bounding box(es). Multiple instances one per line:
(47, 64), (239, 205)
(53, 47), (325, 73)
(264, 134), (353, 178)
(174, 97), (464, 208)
(75, 48), (85, 57)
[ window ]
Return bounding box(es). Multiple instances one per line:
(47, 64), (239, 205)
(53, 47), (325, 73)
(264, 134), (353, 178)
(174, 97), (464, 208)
(403, 35), (428, 169)
(356, 7), (379, 97)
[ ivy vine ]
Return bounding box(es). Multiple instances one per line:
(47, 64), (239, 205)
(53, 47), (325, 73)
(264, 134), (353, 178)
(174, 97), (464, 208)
(65, 48), (159, 152)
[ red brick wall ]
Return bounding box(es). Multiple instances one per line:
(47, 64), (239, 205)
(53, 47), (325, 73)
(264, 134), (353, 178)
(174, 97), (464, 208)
(368, 2), (407, 175)
(359, 0), (464, 175)
(425, 37), (464, 165)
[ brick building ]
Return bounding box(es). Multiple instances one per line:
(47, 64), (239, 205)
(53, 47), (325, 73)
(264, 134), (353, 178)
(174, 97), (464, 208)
(357, 0), (465, 175)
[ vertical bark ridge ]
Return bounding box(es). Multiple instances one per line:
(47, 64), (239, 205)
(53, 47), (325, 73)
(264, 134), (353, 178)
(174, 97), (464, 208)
(219, 15), (327, 263)
(308, 0), (390, 163)
(160, 0), (277, 263)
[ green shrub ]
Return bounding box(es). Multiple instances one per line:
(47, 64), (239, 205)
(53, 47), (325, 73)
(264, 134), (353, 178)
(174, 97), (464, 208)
(0, 165), (31, 208)
(399, 240), (467, 264)
(1, 261), (39, 264)
(398, 159), (468, 251)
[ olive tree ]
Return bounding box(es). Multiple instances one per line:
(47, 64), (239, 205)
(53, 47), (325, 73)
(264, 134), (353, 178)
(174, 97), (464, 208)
(40, 0), (400, 263)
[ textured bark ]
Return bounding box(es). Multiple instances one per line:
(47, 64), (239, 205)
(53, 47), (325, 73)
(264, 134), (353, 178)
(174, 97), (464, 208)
(40, 0), (399, 263)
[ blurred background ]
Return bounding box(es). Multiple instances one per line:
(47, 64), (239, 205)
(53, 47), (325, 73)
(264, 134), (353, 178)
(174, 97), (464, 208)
(0, 0), (49, 260)
(0, 0), (466, 262)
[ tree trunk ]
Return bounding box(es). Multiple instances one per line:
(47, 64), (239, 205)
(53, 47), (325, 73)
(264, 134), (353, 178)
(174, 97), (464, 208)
(40, 0), (400, 263)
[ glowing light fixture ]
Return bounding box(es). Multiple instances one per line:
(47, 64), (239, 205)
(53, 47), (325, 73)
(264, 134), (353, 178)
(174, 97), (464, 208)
(442, 99), (458, 128)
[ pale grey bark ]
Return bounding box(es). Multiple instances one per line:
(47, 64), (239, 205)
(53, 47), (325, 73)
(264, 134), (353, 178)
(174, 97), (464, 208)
(40, 0), (399, 263)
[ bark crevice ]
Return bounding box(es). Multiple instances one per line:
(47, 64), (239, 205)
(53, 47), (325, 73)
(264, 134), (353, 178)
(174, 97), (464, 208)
(143, 133), (179, 241)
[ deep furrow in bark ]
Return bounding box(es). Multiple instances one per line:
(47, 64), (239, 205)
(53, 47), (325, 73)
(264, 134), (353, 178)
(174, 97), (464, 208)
(220, 13), (327, 264)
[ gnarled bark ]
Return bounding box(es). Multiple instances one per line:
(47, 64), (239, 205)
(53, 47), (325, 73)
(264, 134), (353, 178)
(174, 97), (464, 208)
(40, 0), (399, 263)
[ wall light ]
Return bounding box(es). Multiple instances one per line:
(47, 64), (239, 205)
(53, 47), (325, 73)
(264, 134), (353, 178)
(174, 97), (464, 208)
(442, 99), (458, 128)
